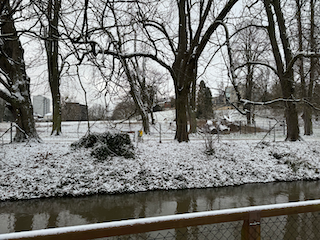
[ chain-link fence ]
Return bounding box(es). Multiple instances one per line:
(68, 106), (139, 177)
(101, 212), (320, 240)
(2, 201), (320, 240)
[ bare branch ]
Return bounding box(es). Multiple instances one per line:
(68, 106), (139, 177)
(98, 49), (174, 79)
(287, 52), (320, 73)
(235, 61), (279, 77)
(240, 98), (320, 112)
(195, 0), (239, 59)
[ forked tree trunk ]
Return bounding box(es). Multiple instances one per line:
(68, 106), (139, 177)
(264, 0), (300, 141)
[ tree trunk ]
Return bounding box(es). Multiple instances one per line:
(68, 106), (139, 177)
(46, 0), (62, 135)
(188, 106), (197, 134)
(284, 102), (300, 141)
(281, 73), (300, 141)
(12, 100), (39, 142)
(296, 0), (313, 136)
(0, 0), (40, 142)
(141, 111), (150, 134)
(188, 62), (197, 134)
(51, 91), (62, 135)
(264, 0), (300, 141)
(303, 106), (313, 135)
(304, 0), (316, 136)
(175, 88), (189, 142)
(245, 65), (253, 125)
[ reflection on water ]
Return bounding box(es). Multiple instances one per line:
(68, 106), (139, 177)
(1, 181), (320, 237)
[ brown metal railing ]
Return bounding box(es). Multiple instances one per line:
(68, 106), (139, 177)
(1, 199), (320, 240)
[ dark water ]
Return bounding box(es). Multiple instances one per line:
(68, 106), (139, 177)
(1, 180), (320, 234)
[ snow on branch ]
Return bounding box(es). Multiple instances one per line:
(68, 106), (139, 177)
(227, 97), (320, 117)
(0, 88), (15, 104)
(240, 98), (300, 106)
(0, 68), (11, 90)
(240, 98), (320, 112)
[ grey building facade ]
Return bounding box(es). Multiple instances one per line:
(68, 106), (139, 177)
(33, 95), (51, 117)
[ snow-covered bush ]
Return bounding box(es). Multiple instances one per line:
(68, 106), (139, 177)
(71, 132), (134, 160)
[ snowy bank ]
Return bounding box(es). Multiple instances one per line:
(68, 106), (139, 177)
(1, 138), (320, 201)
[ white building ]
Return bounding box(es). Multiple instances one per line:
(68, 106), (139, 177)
(33, 95), (50, 117)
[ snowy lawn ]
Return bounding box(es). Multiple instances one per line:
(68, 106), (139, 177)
(1, 134), (320, 201)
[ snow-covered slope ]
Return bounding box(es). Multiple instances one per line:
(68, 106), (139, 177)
(1, 110), (320, 201)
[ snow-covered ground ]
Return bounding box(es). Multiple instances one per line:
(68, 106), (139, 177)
(1, 109), (320, 201)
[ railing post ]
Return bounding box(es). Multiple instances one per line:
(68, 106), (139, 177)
(241, 211), (261, 240)
(10, 122), (13, 143)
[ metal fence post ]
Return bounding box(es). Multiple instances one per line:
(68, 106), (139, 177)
(269, 121), (271, 135)
(10, 122), (13, 143)
(254, 122), (256, 135)
(241, 211), (261, 240)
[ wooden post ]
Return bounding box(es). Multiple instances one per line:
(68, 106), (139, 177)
(241, 211), (261, 240)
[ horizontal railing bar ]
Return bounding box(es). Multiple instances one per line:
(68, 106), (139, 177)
(1, 199), (320, 240)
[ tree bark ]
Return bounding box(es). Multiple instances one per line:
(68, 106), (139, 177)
(46, 0), (62, 135)
(0, 0), (40, 142)
(245, 65), (253, 125)
(188, 62), (197, 134)
(175, 87), (189, 142)
(305, 0), (316, 135)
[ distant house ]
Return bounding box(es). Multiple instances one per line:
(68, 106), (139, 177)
(225, 85), (245, 103)
(212, 95), (226, 109)
(62, 102), (88, 121)
(225, 86), (238, 103)
(33, 95), (50, 117)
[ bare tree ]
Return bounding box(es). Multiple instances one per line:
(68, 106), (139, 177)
(45, 0), (62, 135)
(230, 1), (320, 140)
(263, 0), (300, 141)
(232, 22), (270, 124)
(295, 0), (318, 136)
(30, 0), (76, 135)
(0, 0), (40, 142)
(65, 0), (239, 142)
